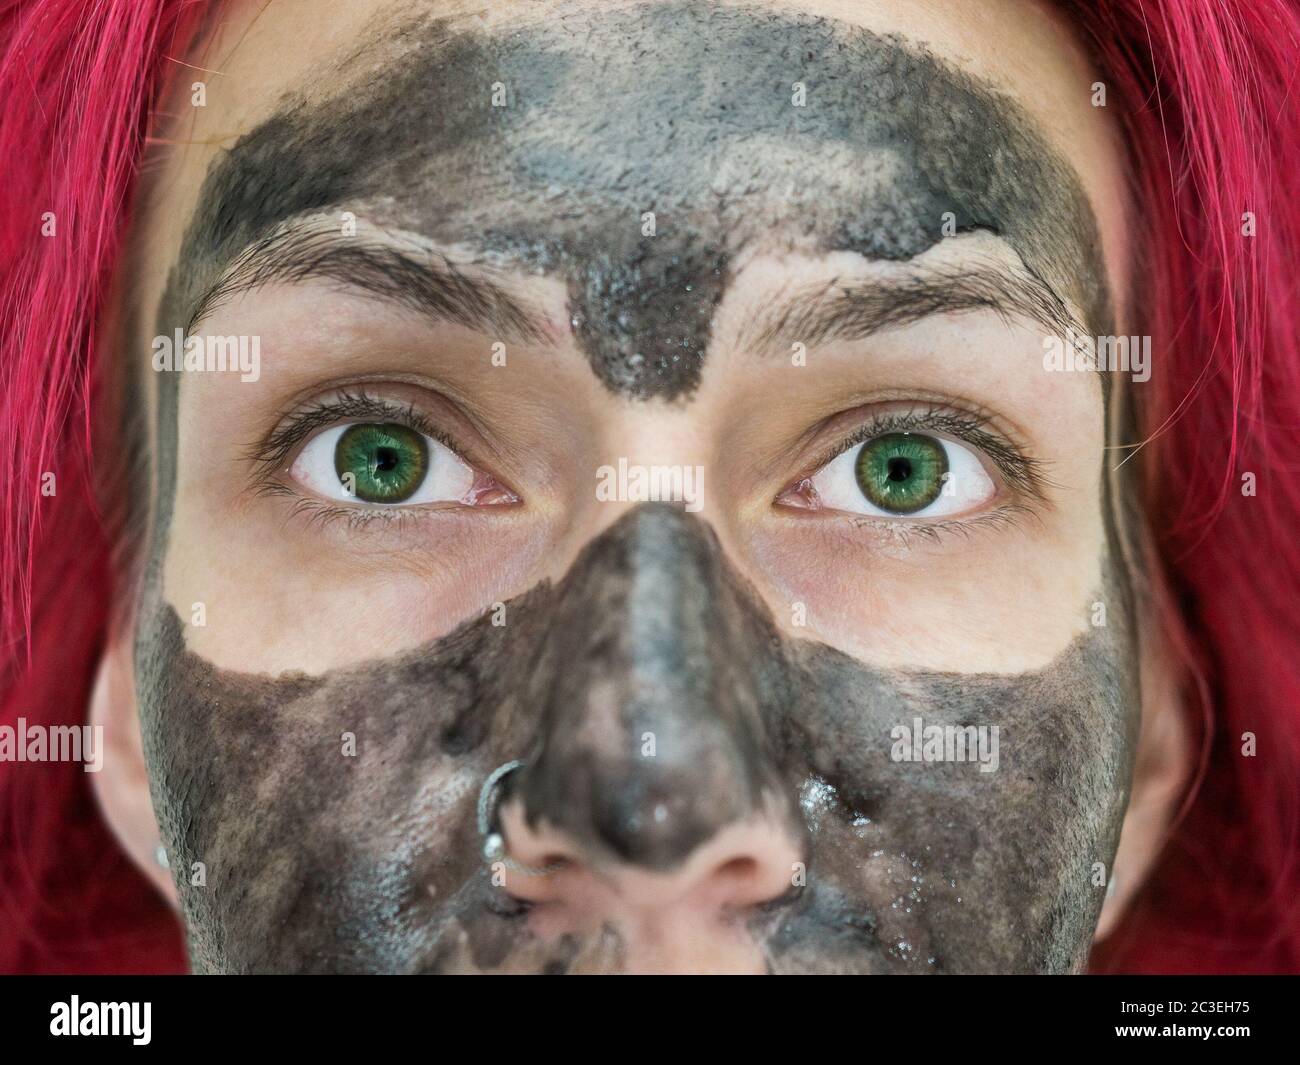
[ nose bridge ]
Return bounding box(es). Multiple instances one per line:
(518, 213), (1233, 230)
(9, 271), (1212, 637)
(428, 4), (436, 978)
(516, 503), (791, 870)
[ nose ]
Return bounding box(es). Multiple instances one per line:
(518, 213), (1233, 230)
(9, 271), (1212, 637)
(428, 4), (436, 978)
(489, 505), (807, 971)
(495, 795), (800, 973)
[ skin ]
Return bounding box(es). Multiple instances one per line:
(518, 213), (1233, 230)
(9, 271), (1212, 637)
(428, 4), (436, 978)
(93, 0), (1192, 972)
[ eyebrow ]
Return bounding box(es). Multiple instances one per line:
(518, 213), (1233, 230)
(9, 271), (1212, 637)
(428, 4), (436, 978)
(745, 261), (1088, 355)
(190, 223), (1087, 363)
(186, 223), (552, 345)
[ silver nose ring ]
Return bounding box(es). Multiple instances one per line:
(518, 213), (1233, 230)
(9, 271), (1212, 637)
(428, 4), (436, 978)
(477, 759), (565, 876)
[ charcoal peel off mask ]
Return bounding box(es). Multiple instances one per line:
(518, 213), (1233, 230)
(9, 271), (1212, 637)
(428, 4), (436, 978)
(138, 505), (1135, 973)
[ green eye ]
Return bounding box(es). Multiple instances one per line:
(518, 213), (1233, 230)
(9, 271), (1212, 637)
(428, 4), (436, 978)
(853, 432), (949, 514)
(333, 423), (429, 503)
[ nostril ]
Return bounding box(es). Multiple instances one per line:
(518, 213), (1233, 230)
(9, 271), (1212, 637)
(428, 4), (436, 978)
(496, 793), (804, 930)
(688, 817), (805, 911)
(715, 856), (759, 882)
(485, 889), (532, 919)
(491, 800), (592, 904)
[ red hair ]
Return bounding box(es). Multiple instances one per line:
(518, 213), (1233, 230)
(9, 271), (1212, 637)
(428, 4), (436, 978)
(1, 0), (1297, 973)
(1064, 0), (1300, 972)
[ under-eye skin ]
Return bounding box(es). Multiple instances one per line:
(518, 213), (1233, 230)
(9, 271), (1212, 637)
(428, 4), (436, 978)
(775, 403), (1048, 537)
(250, 388), (518, 523)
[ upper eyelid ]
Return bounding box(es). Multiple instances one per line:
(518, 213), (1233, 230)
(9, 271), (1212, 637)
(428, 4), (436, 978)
(250, 390), (462, 472)
(244, 391), (491, 514)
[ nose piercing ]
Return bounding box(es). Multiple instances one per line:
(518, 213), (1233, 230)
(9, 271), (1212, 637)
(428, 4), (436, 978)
(477, 759), (565, 876)
(477, 759), (524, 862)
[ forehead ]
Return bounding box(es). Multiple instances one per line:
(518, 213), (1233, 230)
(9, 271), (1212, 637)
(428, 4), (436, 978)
(145, 0), (1129, 395)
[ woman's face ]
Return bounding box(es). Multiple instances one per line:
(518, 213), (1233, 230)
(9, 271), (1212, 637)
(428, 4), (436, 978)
(119, 0), (1146, 972)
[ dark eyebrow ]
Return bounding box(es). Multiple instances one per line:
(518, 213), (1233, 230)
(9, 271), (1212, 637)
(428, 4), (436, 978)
(185, 223), (552, 345)
(745, 261), (1087, 355)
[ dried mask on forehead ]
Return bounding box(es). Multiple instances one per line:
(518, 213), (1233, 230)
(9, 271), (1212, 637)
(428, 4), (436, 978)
(172, 0), (1109, 399)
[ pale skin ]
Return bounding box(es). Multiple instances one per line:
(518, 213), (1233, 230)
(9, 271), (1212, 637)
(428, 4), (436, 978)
(91, 0), (1192, 972)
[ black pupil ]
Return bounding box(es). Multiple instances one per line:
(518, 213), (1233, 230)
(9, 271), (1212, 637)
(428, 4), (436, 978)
(887, 457), (912, 482)
(374, 446), (400, 473)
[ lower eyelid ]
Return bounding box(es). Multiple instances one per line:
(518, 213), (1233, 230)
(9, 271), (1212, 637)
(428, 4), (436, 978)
(844, 502), (1036, 547)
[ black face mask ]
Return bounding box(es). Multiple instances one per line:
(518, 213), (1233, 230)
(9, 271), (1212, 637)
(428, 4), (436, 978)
(137, 503), (1136, 973)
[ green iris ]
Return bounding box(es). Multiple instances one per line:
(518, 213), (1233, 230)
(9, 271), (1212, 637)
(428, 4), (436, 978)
(333, 423), (429, 503)
(853, 432), (948, 514)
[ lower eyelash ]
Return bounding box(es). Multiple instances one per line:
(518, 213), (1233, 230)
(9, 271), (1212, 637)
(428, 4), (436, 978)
(846, 501), (1040, 546)
(255, 487), (446, 532)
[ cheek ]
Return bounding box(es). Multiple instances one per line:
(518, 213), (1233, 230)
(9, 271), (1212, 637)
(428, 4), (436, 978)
(782, 594), (1138, 973)
(136, 509), (1139, 974)
(135, 594), (539, 974)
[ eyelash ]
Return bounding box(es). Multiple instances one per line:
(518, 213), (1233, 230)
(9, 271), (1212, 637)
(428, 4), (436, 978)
(249, 388), (477, 529)
(792, 403), (1051, 544)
